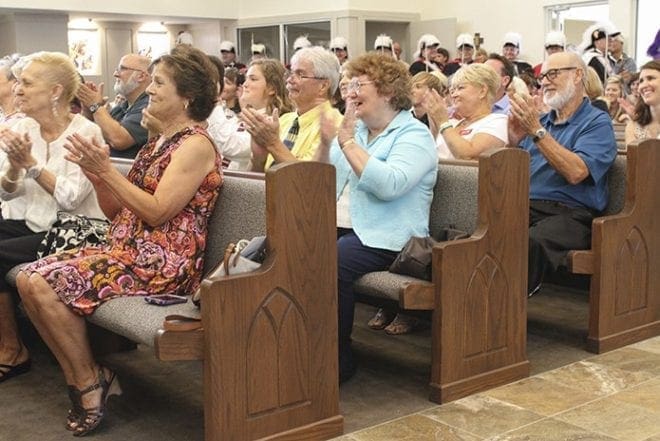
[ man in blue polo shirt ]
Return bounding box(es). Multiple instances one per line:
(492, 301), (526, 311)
(508, 51), (616, 295)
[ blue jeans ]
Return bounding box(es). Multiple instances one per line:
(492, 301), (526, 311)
(337, 230), (398, 378)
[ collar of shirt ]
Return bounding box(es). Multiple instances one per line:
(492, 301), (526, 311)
(544, 97), (591, 126)
(354, 109), (410, 146)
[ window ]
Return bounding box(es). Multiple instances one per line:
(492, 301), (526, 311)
(546, 2), (609, 52)
(636, 0), (657, 65)
(283, 22), (331, 61)
(68, 19), (100, 75)
(238, 26), (280, 63)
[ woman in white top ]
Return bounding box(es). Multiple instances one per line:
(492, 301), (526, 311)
(422, 63), (508, 159)
(207, 59), (293, 170)
(625, 60), (660, 144)
(0, 51), (103, 383)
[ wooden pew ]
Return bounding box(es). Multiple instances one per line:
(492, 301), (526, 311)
(6, 161), (342, 441)
(568, 138), (660, 353)
(354, 148), (530, 403)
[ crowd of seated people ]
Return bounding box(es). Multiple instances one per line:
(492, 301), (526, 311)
(0, 23), (658, 436)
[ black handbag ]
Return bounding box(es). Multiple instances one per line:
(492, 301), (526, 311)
(389, 227), (469, 281)
(36, 211), (109, 259)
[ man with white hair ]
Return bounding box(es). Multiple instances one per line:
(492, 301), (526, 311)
(502, 32), (532, 75)
(77, 53), (150, 158)
(533, 31), (566, 77)
(508, 51), (617, 296)
(241, 46), (342, 171)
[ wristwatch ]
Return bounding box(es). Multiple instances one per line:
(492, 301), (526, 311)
(532, 128), (547, 143)
(89, 102), (103, 114)
(26, 164), (44, 180)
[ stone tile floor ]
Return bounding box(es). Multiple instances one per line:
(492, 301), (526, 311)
(332, 335), (660, 441)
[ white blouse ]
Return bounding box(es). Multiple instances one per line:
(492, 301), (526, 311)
(0, 114), (105, 232)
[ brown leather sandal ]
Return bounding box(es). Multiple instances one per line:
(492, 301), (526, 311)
(367, 308), (396, 330)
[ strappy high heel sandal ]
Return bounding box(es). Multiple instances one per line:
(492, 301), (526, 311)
(66, 385), (84, 431)
(68, 367), (122, 437)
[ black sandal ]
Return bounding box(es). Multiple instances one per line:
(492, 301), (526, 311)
(68, 367), (122, 437)
(0, 358), (31, 383)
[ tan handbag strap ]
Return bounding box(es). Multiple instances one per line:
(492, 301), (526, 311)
(223, 243), (237, 274)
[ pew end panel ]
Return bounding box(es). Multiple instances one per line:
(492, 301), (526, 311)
(569, 139), (660, 353)
(200, 162), (343, 441)
(428, 147), (530, 403)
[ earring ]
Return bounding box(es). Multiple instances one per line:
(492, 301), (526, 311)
(183, 101), (189, 110)
(51, 96), (60, 118)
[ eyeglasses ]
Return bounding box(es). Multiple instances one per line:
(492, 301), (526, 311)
(116, 65), (144, 73)
(538, 67), (577, 82)
(346, 79), (374, 93)
(286, 70), (325, 81)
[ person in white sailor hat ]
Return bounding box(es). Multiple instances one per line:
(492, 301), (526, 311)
(444, 33), (474, 76)
(502, 32), (532, 75)
(607, 28), (637, 85)
(580, 21), (618, 84)
(330, 36), (349, 65)
(373, 34), (394, 56)
(293, 35), (313, 52)
(409, 33), (443, 75)
(219, 40), (246, 71)
(533, 31), (566, 77)
(251, 43), (266, 62)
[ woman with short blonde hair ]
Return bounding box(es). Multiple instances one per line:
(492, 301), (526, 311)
(422, 62), (508, 159)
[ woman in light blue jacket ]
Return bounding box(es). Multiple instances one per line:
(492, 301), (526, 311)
(316, 52), (437, 383)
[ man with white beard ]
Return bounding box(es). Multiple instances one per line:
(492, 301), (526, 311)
(77, 53), (150, 158)
(508, 51), (616, 296)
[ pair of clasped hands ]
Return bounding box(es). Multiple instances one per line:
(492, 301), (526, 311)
(0, 126), (112, 187)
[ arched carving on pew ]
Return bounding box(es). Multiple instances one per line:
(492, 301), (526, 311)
(246, 287), (310, 416)
(463, 253), (508, 358)
(614, 227), (649, 316)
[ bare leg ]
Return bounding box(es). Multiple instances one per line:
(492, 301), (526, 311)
(17, 273), (103, 411)
(0, 290), (30, 367)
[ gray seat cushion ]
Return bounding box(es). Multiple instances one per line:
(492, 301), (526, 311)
(353, 271), (426, 302)
(88, 297), (200, 347)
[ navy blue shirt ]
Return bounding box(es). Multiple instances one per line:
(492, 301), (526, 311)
(521, 98), (616, 212)
(109, 92), (149, 159)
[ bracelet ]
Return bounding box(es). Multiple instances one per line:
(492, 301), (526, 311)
(340, 138), (356, 150)
(2, 172), (22, 184)
(439, 121), (453, 135)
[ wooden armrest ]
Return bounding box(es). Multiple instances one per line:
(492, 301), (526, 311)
(154, 328), (204, 361)
(399, 281), (434, 310)
(567, 250), (594, 275)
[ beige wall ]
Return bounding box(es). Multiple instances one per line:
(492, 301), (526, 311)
(0, 0), (639, 67)
(0, 0), (238, 20)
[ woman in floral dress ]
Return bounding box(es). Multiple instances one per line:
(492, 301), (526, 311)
(15, 45), (222, 437)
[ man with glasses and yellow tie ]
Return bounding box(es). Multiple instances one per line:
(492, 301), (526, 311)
(241, 46), (342, 171)
(77, 53), (150, 158)
(508, 51), (616, 297)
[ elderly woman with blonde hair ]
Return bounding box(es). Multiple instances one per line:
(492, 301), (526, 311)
(422, 62), (508, 159)
(315, 52), (437, 382)
(0, 51), (104, 384)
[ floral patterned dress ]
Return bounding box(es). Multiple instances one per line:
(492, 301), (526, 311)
(23, 126), (222, 315)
